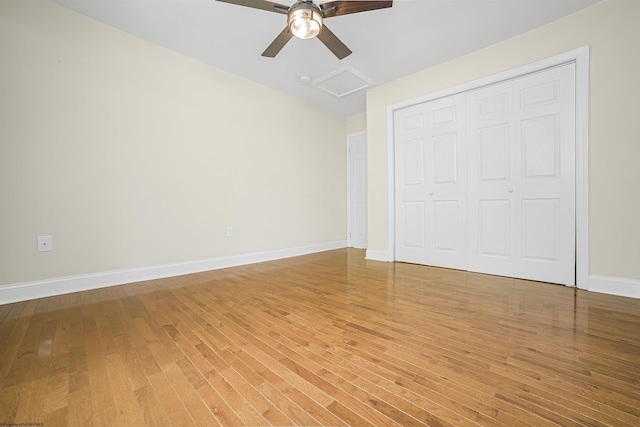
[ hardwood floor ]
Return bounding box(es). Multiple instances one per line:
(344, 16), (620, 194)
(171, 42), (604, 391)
(1, 248), (639, 426)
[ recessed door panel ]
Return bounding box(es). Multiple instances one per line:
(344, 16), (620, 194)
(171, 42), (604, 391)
(433, 105), (457, 125)
(355, 202), (367, 238)
(433, 200), (458, 252)
(479, 124), (510, 182)
(522, 198), (559, 262)
(522, 115), (559, 179)
(355, 158), (366, 191)
(520, 80), (559, 109)
(478, 94), (508, 117)
(402, 139), (424, 187)
(402, 113), (423, 132)
(478, 200), (510, 258)
(403, 202), (425, 249)
(433, 133), (457, 185)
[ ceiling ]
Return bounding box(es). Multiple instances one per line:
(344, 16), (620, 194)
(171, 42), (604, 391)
(52, 0), (601, 117)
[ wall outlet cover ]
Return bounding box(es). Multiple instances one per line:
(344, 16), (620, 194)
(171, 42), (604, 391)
(37, 235), (53, 252)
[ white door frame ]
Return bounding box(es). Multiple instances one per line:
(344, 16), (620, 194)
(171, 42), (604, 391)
(347, 131), (367, 248)
(385, 46), (590, 289)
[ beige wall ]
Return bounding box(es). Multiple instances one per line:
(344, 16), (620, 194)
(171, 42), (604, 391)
(0, 0), (346, 286)
(366, 0), (640, 281)
(346, 113), (367, 134)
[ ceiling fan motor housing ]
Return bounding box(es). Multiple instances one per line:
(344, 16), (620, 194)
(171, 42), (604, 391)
(288, 1), (324, 39)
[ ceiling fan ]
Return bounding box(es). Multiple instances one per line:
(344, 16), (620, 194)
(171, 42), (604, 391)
(216, 0), (393, 59)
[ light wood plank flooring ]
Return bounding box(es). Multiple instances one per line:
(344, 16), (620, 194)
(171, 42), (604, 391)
(1, 248), (639, 426)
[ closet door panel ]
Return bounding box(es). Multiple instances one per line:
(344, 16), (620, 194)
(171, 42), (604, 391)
(395, 105), (428, 264)
(467, 64), (576, 285)
(515, 64), (576, 285)
(467, 81), (519, 277)
(395, 94), (467, 269)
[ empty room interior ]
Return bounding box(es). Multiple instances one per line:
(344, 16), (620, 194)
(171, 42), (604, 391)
(1, 0), (639, 425)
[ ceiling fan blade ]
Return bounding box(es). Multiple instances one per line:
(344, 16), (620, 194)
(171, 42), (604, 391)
(317, 25), (352, 60)
(216, 0), (289, 14)
(262, 26), (294, 57)
(320, 1), (392, 18)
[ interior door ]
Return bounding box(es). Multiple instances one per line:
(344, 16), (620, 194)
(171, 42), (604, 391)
(395, 93), (467, 269)
(466, 64), (576, 285)
(348, 132), (367, 248)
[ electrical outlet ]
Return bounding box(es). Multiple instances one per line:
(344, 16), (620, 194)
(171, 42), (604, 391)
(37, 235), (53, 252)
(226, 227), (233, 237)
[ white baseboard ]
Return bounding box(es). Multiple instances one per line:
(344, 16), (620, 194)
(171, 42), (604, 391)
(365, 249), (392, 262)
(363, 253), (640, 300)
(0, 241), (347, 305)
(589, 275), (640, 299)
(5, 244), (637, 305)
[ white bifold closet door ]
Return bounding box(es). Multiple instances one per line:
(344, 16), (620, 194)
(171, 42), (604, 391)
(394, 93), (468, 270)
(467, 64), (576, 285)
(394, 63), (576, 286)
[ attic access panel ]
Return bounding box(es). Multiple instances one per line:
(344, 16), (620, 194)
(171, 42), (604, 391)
(312, 66), (376, 98)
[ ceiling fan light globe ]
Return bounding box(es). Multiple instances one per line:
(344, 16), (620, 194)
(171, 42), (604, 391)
(288, 8), (323, 39)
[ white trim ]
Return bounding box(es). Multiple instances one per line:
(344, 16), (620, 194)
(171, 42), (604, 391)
(386, 46), (590, 289)
(0, 241), (347, 305)
(365, 249), (392, 262)
(589, 275), (640, 299)
(386, 105), (397, 262)
(574, 47), (590, 290)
